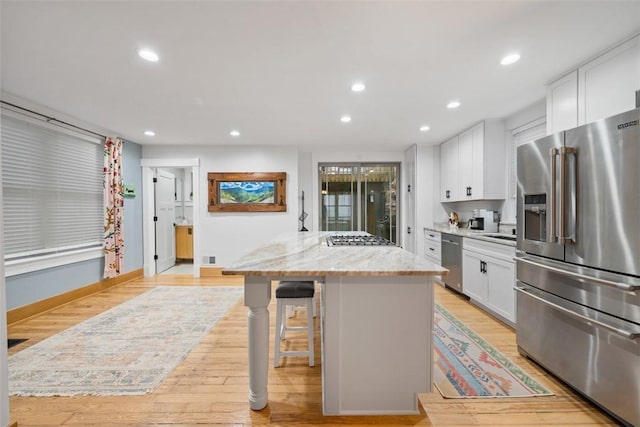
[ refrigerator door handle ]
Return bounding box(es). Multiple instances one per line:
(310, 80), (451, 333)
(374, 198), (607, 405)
(549, 147), (558, 242)
(517, 256), (639, 292)
(516, 286), (640, 340)
(559, 146), (576, 244)
(559, 146), (566, 242)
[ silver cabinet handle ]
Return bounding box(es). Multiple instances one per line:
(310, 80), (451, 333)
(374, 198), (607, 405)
(516, 286), (639, 340)
(442, 239), (459, 245)
(517, 256), (639, 292)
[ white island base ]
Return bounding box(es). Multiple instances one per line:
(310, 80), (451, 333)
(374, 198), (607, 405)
(225, 231), (445, 416)
(321, 275), (434, 415)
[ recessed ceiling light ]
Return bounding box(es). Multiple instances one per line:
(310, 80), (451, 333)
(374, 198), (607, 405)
(420, 125), (431, 132)
(351, 82), (366, 92)
(138, 48), (159, 62)
(340, 115), (352, 123)
(500, 53), (521, 66)
(144, 130), (155, 136)
(447, 101), (461, 109)
(229, 130), (240, 137)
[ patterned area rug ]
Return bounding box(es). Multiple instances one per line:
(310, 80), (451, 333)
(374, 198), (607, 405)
(433, 302), (553, 398)
(9, 286), (242, 396)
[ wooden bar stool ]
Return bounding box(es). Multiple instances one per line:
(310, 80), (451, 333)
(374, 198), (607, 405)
(274, 280), (315, 367)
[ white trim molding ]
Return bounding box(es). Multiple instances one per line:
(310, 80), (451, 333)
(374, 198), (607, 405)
(141, 158), (199, 168)
(4, 247), (103, 277)
(141, 158), (201, 278)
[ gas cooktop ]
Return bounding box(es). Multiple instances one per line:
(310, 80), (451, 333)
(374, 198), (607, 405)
(326, 234), (396, 246)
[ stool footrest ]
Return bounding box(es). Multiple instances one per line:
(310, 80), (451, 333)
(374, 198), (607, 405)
(282, 325), (309, 333)
(279, 350), (311, 357)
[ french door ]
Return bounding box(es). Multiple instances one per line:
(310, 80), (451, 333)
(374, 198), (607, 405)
(319, 163), (399, 243)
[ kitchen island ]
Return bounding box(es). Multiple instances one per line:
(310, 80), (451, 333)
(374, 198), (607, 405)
(223, 231), (447, 415)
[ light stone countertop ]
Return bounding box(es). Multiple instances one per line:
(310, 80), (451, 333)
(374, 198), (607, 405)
(424, 224), (517, 247)
(223, 231), (449, 277)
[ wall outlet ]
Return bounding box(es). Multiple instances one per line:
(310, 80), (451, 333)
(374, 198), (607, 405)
(203, 256), (216, 264)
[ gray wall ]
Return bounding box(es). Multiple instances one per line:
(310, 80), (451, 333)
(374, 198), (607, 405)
(5, 140), (144, 310)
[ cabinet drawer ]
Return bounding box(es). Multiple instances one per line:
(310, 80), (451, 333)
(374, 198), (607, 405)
(425, 242), (441, 260)
(424, 229), (441, 243)
(424, 240), (442, 254)
(464, 237), (515, 260)
(423, 229), (441, 262)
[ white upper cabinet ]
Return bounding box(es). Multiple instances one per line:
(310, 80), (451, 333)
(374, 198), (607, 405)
(440, 120), (505, 202)
(546, 71), (578, 134)
(547, 34), (640, 134)
(440, 135), (459, 202)
(579, 35), (640, 124)
(457, 127), (474, 199)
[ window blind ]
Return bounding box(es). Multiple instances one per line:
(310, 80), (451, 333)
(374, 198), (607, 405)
(2, 112), (103, 260)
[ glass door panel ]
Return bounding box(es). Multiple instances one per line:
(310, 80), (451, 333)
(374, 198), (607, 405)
(319, 163), (398, 243)
(320, 165), (357, 232)
(361, 165), (398, 243)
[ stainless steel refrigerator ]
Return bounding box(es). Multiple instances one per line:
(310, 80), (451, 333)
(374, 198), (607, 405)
(516, 107), (640, 427)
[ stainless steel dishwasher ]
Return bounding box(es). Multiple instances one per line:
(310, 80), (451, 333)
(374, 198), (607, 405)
(441, 233), (463, 293)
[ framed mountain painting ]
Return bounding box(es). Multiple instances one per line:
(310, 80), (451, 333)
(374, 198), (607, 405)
(207, 172), (287, 212)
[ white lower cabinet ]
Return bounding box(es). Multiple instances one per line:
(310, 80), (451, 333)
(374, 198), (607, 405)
(423, 229), (441, 263)
(462, 238), (516, 325)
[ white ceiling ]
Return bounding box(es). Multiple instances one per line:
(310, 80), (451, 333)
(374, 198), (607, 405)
(2, 1), (639, 150)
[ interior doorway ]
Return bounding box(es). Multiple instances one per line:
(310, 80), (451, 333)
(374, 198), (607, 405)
(141, 158), (200, 277)
(318, 163), (400, 244)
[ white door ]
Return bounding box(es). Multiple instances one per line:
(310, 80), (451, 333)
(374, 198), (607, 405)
(462, 250), (486, 303)
(403, 146), (416, 253)
(486, 256), (516, 323)
(155, 169), (176, 273)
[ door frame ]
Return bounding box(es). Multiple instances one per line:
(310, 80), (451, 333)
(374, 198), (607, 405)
(141, 158), (200, 277)
(403, 145), (416, 253)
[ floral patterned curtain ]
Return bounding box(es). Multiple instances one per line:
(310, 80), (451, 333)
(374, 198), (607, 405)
(103, 137), (124, 278)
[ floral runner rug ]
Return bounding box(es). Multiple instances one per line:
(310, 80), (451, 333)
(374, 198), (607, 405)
(433, 302), (553, 398)
(9, 286), (243, 396)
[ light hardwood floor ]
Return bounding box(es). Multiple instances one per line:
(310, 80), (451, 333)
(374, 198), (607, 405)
(7, 274), (620, 426)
